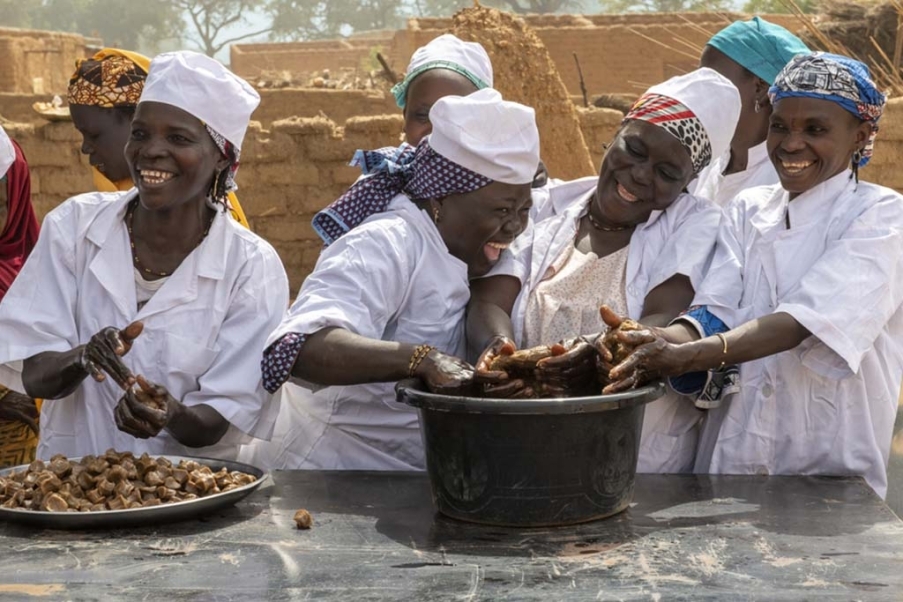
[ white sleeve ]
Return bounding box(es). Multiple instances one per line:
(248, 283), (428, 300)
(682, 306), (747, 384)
(646, 195), (722, 293)
(0, 202), (79, 391)
(182, 244), (290, 440)
(691, 200), (748, 329)
(266, 221), (412, 346)
(776, 199), (903, 375)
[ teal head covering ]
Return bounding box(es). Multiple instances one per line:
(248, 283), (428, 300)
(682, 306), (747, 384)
(707, 17), (810, 85)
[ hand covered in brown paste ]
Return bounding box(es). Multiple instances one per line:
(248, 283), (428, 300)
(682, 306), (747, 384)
(474, 336), (533, 398)
(114, 376), (177, 439)
(0, 390), (39, 434)
(415, 350), (476, 396)
(80, 321), (144, 389)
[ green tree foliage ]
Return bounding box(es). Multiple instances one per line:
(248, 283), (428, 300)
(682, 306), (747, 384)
(742, 0), (818, 13)
(172, 0), (273, 56)
(0, 0), (180, 53)
(596, 0), (732, 11)
(268, 0), (407, 41)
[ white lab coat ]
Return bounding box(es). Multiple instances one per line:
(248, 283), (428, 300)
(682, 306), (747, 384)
(692, 171), (903, 498)
(690, 142), (779, 207)
(497, 177), (722, 473)
(0, 190), (289, 460)
(242, 195), (470, 471)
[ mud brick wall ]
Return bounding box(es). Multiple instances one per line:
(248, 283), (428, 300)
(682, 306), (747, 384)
(231, 34), (398, 79)
(0, 28), (93, 95)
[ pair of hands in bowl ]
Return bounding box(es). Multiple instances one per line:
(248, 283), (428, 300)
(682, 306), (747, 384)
(417, 306), (673, 398)
(78, 322), (179, 439)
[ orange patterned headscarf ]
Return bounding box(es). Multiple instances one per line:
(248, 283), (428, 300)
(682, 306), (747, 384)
(67, 49), (150, 108)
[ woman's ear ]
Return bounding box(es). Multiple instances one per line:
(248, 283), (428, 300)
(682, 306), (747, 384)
(853, 120), (872, 154)
(754, 79), (771, 110)
(214, 155), (231, 173)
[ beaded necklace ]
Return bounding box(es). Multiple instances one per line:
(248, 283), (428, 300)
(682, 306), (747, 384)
(125, 200), (212, 278)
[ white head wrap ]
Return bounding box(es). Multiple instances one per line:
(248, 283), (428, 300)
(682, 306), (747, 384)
(392, 34), (493, 108)
(633, 67), (741, 172)
(429, 88), (539, 185)
(139, 51), (259, 151)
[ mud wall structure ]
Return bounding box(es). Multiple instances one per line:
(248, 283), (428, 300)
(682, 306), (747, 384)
(0, 27), (94, 95)
(232, 13), (801, 98)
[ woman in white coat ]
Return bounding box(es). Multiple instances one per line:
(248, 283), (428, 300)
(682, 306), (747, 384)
(467, 69), (741, 473)
(0, 51), (289, 460)
(606, 53), (899, 498)
(250, 89), (540, 471)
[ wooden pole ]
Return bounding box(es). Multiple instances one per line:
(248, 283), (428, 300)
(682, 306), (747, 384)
(376, 53), (397, 85)
(573, 52), (589, 108)
(894, 11), (903, 71)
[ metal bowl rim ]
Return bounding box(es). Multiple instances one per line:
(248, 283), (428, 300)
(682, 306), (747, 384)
(397, 381), (665, 414)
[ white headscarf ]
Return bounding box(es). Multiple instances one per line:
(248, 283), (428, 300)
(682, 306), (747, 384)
(392, 34), (493, 108)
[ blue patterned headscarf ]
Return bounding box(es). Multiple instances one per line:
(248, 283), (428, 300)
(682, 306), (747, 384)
(769, 52), (886, 167)
(312, 141), (492, 246)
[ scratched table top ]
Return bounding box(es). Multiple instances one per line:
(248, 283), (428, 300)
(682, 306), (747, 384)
(0, 471), (901, 601)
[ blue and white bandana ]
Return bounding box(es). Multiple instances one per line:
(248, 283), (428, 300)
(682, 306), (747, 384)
(312, 140), (492, 246)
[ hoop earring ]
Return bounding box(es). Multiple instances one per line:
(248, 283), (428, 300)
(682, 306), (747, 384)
(432, 207), (441, 223)
(211, 170), (223, 202)
(754, 99), (761, 113)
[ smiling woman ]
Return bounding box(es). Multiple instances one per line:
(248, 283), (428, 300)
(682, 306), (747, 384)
(466, 68), (741, 474)
(244, 88), (540, 471)
(0, 52), (289, 462)
(601, 53), (902, 498)
(67, 48), (252, 229)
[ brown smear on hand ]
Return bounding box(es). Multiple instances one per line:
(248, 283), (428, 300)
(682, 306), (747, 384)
(451, 6), (596, 181)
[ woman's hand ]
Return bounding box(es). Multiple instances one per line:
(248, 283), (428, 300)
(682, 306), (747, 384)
(0, 390), (39, 434)
(415, 350), (476, 396)
(474, 336), (532, 398)
(80, 321), (144, 389)
(603, 330), (691, 394)
(114, 375), (177, 439)
(534, 336), (599, 397)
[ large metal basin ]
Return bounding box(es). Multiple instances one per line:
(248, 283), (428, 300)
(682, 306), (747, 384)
(397, 381), (664, 527)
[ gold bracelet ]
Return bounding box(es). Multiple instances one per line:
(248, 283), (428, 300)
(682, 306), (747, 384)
(716, 333), (728, 370)
(408, 344), (436, 377)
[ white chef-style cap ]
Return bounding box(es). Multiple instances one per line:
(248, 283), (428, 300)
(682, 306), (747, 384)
(429, 88), (539, 185)
(625, 67), (741, 174)
(139, 50), (260, 151)
(0, 126), (15, 179)
(392, 34), (494, 108)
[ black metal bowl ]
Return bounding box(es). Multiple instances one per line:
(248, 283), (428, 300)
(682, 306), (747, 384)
(397, 381), (664, 527)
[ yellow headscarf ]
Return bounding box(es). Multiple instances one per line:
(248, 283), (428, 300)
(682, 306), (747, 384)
(69, 48), (250, 228)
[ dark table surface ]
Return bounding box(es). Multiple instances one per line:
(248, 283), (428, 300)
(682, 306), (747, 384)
(0, 471), (901, 601)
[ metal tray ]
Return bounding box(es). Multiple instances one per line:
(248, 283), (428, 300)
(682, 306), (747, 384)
(0, 455), (267, 530)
